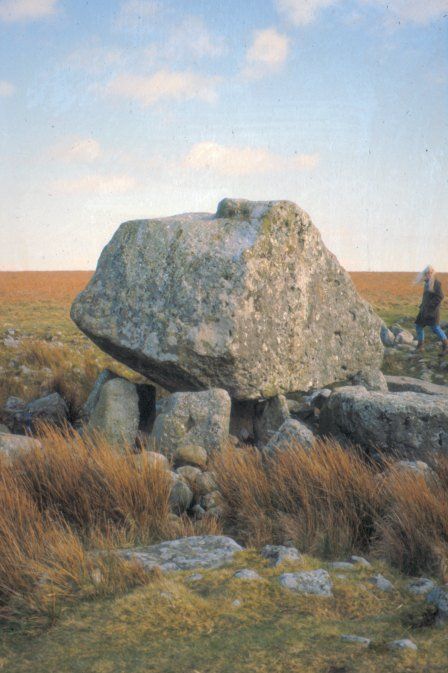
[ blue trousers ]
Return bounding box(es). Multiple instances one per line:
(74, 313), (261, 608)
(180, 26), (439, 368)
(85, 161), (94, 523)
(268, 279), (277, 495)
(415, 324), (447, 343)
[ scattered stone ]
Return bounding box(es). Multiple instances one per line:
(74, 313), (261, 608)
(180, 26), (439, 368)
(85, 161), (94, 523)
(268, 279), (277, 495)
(187, 573), (203, 582)
(319, 387), (448, 456)
(0, 433), (42, 463)
(426, 586), (448, 621)
(387, 639), (417, 651)
(380, 325), (395, 347)
(139, 451), (169, 471)
(260, 545), (301, 566)
(233, 569), (261, 581)
(329, 562), (356, 571)
(254, 395), (290, 446)
(395, 330), (414, 345)
(150, 389), (231, 455)
(341, 635), (371, 646)
(88, 378), (139, 446)
(385, 375), (448, 396)
(349, 556), (372, 568)
(232, 599), (241, 607)
(174, 444), (208, 469)
(406, 578), (435, 596)
(118, 535), (244, 572)
(195, 471), (217, 496)
(176, 465), (202, 488)
(350, 368), (388, 392)
(279, 569), (332, 596)
(201, 490), (222, 511)
(264, 418), (315, 454)
(369, 574), (394, 592)
(71, 198), (383, 400)
(169, 479), (193, 514)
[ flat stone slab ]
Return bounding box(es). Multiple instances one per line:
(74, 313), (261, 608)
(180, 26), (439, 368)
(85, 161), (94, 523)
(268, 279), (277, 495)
(117, 535), (243, 572)
(386, 375), (448, 396)
(341, 635), (371, 646)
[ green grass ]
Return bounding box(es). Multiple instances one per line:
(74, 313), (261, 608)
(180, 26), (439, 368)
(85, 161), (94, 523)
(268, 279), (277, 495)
(1, 552), (446, 673)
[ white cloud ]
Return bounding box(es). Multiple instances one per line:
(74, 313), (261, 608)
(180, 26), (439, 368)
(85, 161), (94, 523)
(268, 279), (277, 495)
(184, 141), (319, 176)
(0, 0), (58, 22)
(67, 43), (124, 75)
(115, 0), (160, 30)
(243, 28), (290, 79)
(365, 0), (448, 24)
(52, 174), (136, 195)
(0, 80), (15, 96)
(275, 0), (338, 26)
(105, 70), (220, 107)
(166, 16), (226, 59)
(51, 137), (102, 163)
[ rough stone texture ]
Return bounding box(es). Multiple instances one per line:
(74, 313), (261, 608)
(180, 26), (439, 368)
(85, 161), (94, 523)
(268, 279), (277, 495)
(118, 535), (243, 572)
(142, 451), (170, 470)
(406, 578), (435, 596)
(0, 433), (42, 463)
(261, 545), (301, 566)
(4, 393), (68, 434)
(264, 418), (315, 454)
(150, 389), (230, 455)
(349, 555), (372, 568)
(385, 375), (448, 396)
(369, 574), (394, 592)
(195, 471), (217, 496)
(380, 325), (395, 347)
(387, 639), (417, 651)
(176, 465), (202, 488)
(426, 586), (448, 621)
(319, 386), (448, 456)
(302, 388), (332, 410)
(174, 444), (208, 469)
(80, 368), (117, 421)
(350, 368), (388, 392)
(71, 198), (383, 400)
(169, 479), (193, 513)
(254, 395), (290, 446)
(87, 377), (140, 446)
(233, 568), (261, 581)
(279, 570), (332, 596)
(329, 562), (356, 571)
(395, 330), (414, 345)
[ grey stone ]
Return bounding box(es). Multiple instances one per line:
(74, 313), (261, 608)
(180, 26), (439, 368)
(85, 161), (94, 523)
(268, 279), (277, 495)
(265, 418), (315, 454)
(143, 451), (170, 470)
(150, 389), (230, 455)
(380, 325), (395, 347)
(4, 393), (68, 433)
(350, 368), (388, 392)
(349, 555), (372, 568)
(385, 375), (448, 396)
(369, 574), (394, 592)
(173, 444), (208, 469)
(176, 465), (202, 488)
(302, 388), (332, 410)
(260, 545), (301, 566)
(319, 387), (448, 456)
(118, 535), (243, 572)
(233, 568), (261, 581)
(426, 586), (448, 621)
(387, 639), (417, 651)
(329, 562), (356, 571)
(71, 198), (383, 400)
(406, 578), (435, 596)
(169, 479), (193, 513)
(80, 369), (117, 421)
(187, 573), (203, 582)
(0, 433), (42, 463)
(341, 635), (371, 645)
(395, 330), (414, 345)
(195, 471), (217, 496)
(190, 504), (205, 519)
(88, 378), (139, 446)
(279, 569), (332, 596)
(391, 323), (404, 336)
(254, 395), (290, 446)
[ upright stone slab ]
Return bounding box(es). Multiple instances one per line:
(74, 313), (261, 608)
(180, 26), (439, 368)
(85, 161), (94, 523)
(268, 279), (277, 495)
(87, 377), (140, 446)
(71, 199), (383, 400)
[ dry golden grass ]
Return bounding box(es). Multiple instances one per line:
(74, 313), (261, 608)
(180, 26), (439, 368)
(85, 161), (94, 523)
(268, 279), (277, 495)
(0, 271), (92, 305)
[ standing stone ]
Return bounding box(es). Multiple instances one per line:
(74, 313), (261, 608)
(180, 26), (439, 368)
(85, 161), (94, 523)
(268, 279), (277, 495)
(80, 369), (117, 422)
(254, 395), (290, 446)
(150, 389), (230, 455)
(71, 198), (383, 400)
(88, 377), (140, 446)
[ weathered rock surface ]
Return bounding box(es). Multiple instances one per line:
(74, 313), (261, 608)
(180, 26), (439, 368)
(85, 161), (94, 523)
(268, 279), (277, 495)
(369, 574), (394, 592)
(233, 569), (261, 581)
(380, 325), (395, 347)
(406, 578), (435, 596)
(71, 198), (383, 400)
(264, 418), (315, 454)
(254, 395), (290, 446)
(80, 368), (117, 422)
(150, 389), (230, 455)
(426, 586), (448, 621)
(279, 569), (332, 596)
(261, 545), (301, 566)
(0, 433), (42, 463)
(173, 444), (208, 469)
(319, 386), (448, 456)
(341, 635), (371, 646)
(169, 478), (193, 513)
(117, 535), (243, 572)
(385, 375), (448, 396)
(350, 368), (387, 392)
(387, 639), (417, 651)
(4, 393), (68, 433)
(88, 377), (140, 446)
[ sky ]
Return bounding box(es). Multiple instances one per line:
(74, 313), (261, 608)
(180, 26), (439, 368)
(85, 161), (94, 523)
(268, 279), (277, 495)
(0, 0), (447, 271)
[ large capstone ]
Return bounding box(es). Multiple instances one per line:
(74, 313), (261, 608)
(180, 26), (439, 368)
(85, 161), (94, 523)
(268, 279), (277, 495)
(71, 199), (383, 400)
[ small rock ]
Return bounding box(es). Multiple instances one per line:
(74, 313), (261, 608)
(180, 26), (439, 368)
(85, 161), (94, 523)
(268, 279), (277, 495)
(174, 444), (208, 469)
(329, 562), (356, 571)
(350, 368), (388, 392)
(233, 569), (261, 581)
(341, 634), (371, 646)
(395, 330), (414, 345)
(254, 395), (290, 446)
(380, 325), (395, 347)
(348, 555), (372, 568)
(369, 574), (394, 592)
(232, 599), (241, 607)
(187, 573), (203, 582)
(144, 451), (170, 470)
(406, 578), (435, 596)
(426, 586), (448, 621)
(387, 639), (417, 651)
(260, 545), (301, 566)
(279, 569), (332, 596)
(176, 465), (202, 488)
(195, 471), (217, 496)
(201, 490), (222, 511)
(169, 479), (193, 513)
(303, 388), (332, 410)
(264, 418), (315, 454)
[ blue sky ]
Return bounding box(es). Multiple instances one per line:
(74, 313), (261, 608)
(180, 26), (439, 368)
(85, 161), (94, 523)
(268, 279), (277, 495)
(0, 0), (447, 270)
